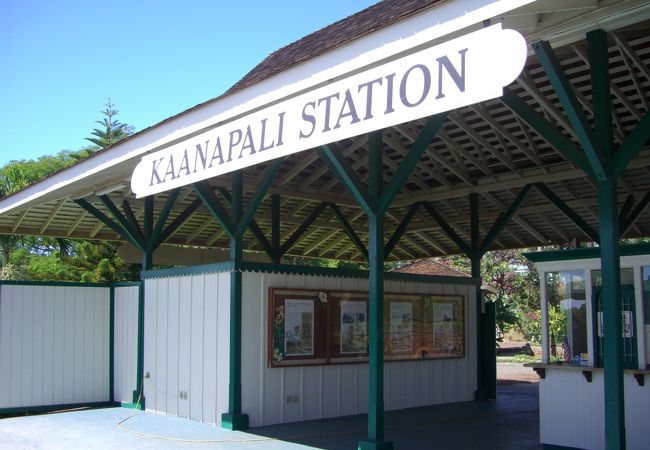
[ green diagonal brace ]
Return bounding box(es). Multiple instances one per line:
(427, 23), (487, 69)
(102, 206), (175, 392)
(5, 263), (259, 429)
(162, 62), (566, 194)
(272, 195), (281, 262)
(121, 200), (144, 242)
(317, 144), (375, 215)
(534, 183), (599, 242)
(279, 202), (328, 257)
(98, 195), (146, 250)
(237, 158), (283, 238)
(158, 198), (203, 245)
(149, 188), (179, 248)
(421, 201), (470, 255)
(74, 198), (145, 251)
(534, 40), (607, 181)
(193, 181), (235, 237)
(479, 185), (531, 256)
(620, 191), (650, 237)
(328, 203), (369, 261)
(378, 113), (447, 214)
(612, 110), (650, 177)
(385, 203), (420, 260)
(217, 187), (275, 260)
(501, 89), (595, 179)
(618, 194), (635, 227)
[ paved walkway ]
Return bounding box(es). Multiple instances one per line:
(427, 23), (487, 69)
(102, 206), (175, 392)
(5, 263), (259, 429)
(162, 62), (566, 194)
(0, 383), (539, 450)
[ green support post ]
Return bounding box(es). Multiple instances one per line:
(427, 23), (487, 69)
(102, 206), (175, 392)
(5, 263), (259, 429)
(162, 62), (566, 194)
(598, 181), (625, 450)
(483, 300), (497, 400)
(221, 171), (249, 430)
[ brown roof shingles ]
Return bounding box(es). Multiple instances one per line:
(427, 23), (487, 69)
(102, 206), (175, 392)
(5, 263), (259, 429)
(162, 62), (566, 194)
(393, 258), (469, 277)
(226, 0), (444, 95)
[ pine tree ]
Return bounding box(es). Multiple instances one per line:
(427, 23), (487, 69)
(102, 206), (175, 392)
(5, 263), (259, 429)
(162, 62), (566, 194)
(86, 99), (130, 148)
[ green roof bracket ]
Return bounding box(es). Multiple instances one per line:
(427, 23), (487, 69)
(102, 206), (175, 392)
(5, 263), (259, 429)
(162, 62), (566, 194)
(501, 89), (595, 179)
(421, 201), (470, 255)
(278, 202), (328, 258)
(377, 114), (447, 214)
(479, 184), (531, 256)
(384, 202), (420, 260)
(316, 144), (375, 215)
(328, 203), (369, 261)
(534, 40), (607, 181)
(237, 158), (284, 238)
(534, 182), (599, 243)
(192, 181), (235, 237)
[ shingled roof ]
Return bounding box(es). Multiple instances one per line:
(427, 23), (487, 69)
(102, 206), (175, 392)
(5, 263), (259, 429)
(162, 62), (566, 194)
(226, 0), (444, 95)
(393, 258), (470, 277)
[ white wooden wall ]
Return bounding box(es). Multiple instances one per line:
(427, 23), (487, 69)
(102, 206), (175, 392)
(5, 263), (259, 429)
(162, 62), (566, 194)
(113, 285), (139, 404)
(539, 369), (650, 450)
(241, 272), (477, 427)
(142, 273), (230, 425)
(0, 284), (110, 410)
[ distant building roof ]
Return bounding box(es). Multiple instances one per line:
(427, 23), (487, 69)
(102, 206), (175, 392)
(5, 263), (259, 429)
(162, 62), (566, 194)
(393, 258), (470, 277)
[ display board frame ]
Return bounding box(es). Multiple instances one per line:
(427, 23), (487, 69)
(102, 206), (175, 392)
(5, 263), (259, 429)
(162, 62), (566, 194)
(268, 288), (464, 368)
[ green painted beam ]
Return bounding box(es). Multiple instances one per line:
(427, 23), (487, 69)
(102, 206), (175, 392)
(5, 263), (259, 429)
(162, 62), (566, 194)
(74, 199), (145, 252)
(378, 114), (447, 214)
(158, 198), (202, 244)
(192, 181), (235, 237)
(597, 181), (626, 450)
(620, 190), (650, 237)
(99, 194), (146, 249)
(149, 188), (179, 248)
(143, 197), (154, 243)
(237, 158), (283, 238)
(329, 203), (369, 261)
(109, 286), (115, 403)
(421, 201), (470, 255)
(279, 202), (328, 257)
(272, 194), (281, 263)
(479, 184), (531, 256)
(588, 30), (613, 161)
(385, 202), (420, 260)
(469, 194), (486, 400)
(534, 183), (600, 243)
(533, 40), (607, 181)
(612, 109), (650, 177)
(501, 89), (595, 179)
(618, 194), (635, 228)
(316, 144), (375, 215)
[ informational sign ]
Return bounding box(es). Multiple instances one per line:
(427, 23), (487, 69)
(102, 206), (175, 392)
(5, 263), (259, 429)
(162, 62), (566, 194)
(131, 24), (527, 197)
(432, 303), (454, 351)
(389, 302), (413, 353)
(284, 299), (314, 355)
(340, 301), (368, 354)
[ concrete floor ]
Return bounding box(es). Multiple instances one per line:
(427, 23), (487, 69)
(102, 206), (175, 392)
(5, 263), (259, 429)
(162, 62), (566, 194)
(0, 383), (540, 450)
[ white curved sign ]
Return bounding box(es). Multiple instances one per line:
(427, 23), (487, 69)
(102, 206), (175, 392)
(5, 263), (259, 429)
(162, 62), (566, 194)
(131, 24), (527, 197)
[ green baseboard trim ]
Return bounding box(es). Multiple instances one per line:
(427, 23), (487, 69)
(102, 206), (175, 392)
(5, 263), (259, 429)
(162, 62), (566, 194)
(0, 401), (113, 415)
(357, 439), (394, 450)
(131, 390), (145, 410)
(542, 444), (585, 450)
(221, 412), (249, 430)
(120, 401), (141, 409)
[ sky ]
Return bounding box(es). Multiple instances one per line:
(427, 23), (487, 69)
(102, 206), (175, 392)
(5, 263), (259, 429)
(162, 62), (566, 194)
(0, 0), (378, 166)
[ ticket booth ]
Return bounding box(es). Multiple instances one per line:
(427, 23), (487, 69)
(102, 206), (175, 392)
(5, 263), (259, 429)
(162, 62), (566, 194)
(524, 245), (650, 450)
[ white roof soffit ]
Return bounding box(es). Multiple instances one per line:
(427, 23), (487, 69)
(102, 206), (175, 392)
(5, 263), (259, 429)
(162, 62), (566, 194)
(0, 0), (543, 215)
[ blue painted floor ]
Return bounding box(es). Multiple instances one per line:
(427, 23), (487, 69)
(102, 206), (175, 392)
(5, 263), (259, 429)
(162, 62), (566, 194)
(0, 383), (540, 449)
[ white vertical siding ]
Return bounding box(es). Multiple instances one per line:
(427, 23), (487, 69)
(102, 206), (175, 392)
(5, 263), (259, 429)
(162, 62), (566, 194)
(0, 284), (110, 410)
(539, 369), (650, 450)
(241, 272), (477, 427)
(142, 272), (230, 425)
(113, 285), (139, 404)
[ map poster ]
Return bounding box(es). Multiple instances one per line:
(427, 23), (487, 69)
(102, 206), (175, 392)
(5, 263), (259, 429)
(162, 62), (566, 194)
(389, 302), (413, 353)
(340, 301), (367, 353)
(284, 299), (314, 355)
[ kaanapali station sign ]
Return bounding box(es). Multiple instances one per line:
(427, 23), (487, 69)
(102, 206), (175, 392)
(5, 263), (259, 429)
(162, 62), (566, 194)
(131, 24), (527, 197)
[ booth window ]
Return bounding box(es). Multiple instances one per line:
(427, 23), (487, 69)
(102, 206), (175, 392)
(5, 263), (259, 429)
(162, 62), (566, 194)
(545, 271), (587, 365)
(592, 269), (637, 369)
(643, 267), (650, 368)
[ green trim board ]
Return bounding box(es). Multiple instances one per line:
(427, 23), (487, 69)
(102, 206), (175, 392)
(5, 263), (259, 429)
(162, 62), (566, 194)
(523, 243), (650, 263)
(109, 287), (115, 403)
(0, 280), (114, 287)
(140, 261), (235, 279)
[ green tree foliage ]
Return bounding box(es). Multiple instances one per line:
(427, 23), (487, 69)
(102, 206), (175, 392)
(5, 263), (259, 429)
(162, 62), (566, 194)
(445, 249), (542, 342)
(86, 99), (132, 148)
